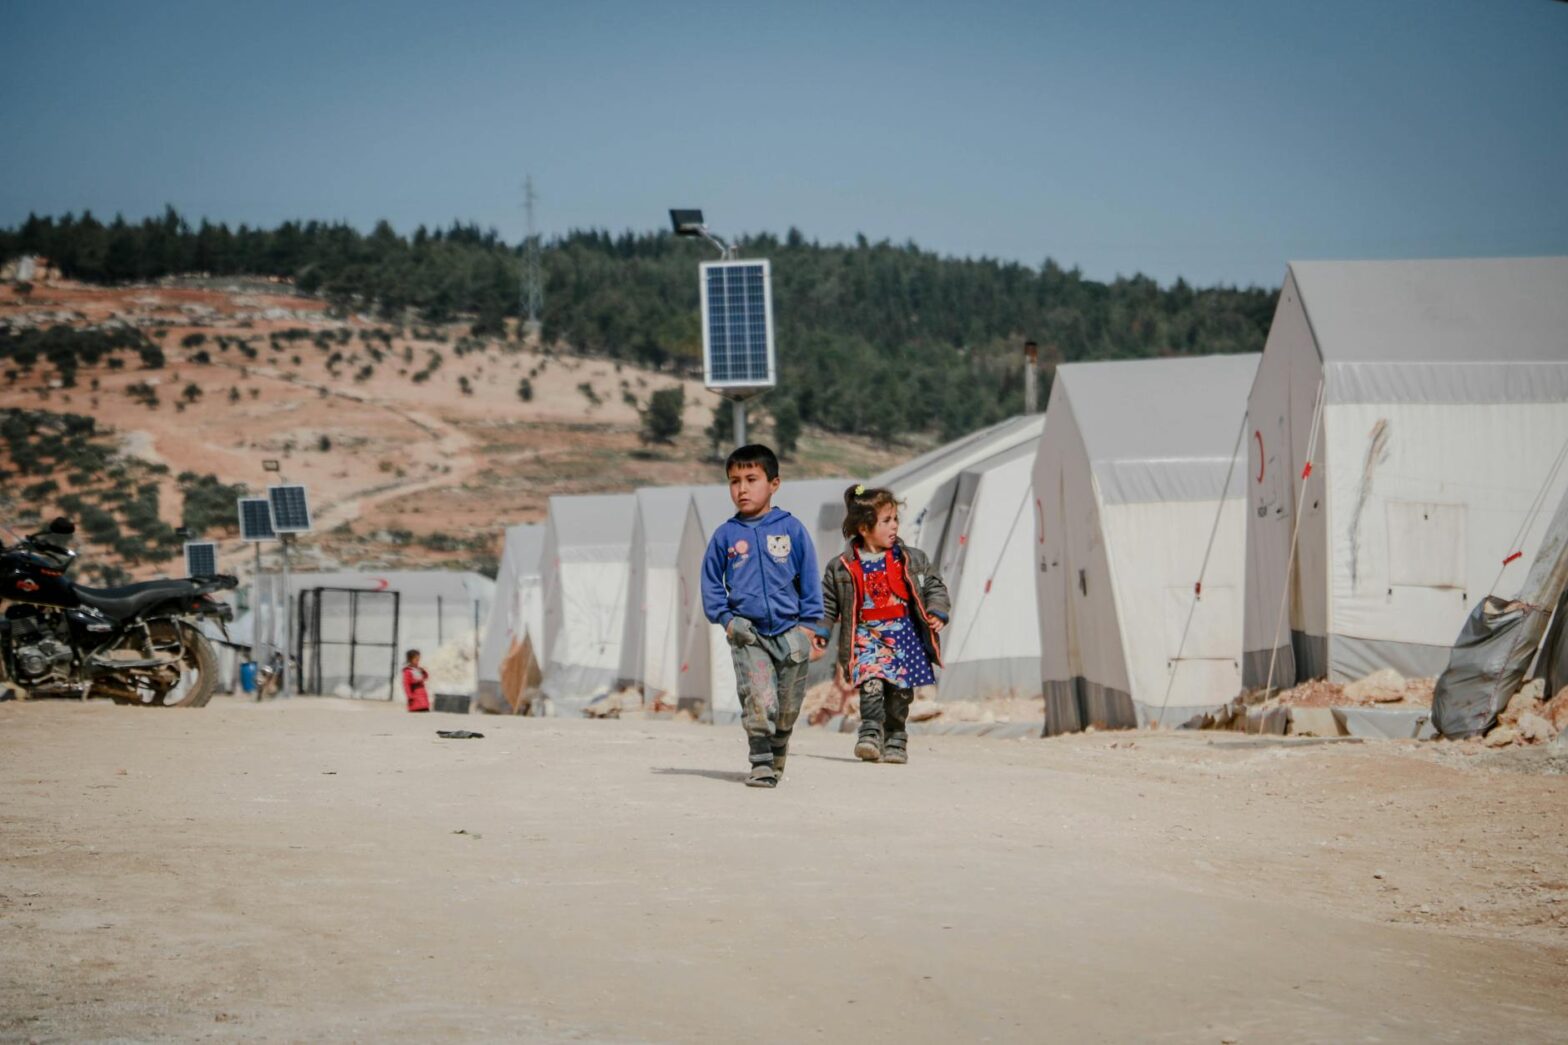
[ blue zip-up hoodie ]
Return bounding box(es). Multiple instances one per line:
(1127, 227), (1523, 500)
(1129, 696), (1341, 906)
(701, 506), (823, 637)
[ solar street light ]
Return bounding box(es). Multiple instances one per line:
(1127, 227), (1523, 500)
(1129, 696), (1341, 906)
(669, 207), (774, 447)
(669, 208), (735, 261)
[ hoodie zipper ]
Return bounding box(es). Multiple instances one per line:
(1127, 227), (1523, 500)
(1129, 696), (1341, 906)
(745, 512), (776, 635)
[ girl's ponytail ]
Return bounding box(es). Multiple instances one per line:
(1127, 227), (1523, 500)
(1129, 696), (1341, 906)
(841, 483), (901, 540)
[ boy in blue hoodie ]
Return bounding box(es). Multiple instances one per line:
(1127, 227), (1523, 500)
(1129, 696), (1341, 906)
(701, 444), (823, 788)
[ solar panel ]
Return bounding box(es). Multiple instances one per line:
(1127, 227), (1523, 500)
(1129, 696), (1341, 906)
(238, 497), (276, 542)
(184, 541), (218, 578)
(700, 260), (775, 389)
(267, 485), (312, 534)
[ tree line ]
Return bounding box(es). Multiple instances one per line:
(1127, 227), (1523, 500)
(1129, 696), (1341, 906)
(1, 208), (1277, 441)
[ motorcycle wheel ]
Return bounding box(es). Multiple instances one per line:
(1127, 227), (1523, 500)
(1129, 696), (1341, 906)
(102, 622), (219, 708)
(158, 623), (219, 707)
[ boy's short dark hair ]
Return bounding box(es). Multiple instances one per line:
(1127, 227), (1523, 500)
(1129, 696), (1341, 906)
(725, 443), (780, 481)
(405, 649), (420, 663)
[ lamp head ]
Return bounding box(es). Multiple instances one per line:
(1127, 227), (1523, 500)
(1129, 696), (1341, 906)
(669, 209), (706, 236)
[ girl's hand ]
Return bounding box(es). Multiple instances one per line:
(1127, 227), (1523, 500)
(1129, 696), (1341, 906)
(832, 663), (856, 699)
(808, 632), (828, 661)
(926, 615), (945, 633)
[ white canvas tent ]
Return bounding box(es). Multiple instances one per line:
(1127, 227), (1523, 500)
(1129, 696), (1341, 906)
(1033, 354), (1259, 734)
(618, 485), (725, 703)
(812, 415), (1046, 560)
(674, 477), (853, 723)
(675, 486), (744, 721)
(477, 523), (545, 712)
(540, 493), (636, 706)
(253, 569), (495, 699)
(1243, 257), (1568, 689)
(930, 439), (1044, 702)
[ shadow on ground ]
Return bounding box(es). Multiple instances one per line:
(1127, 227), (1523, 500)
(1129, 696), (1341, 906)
(651, 767), (749, 784)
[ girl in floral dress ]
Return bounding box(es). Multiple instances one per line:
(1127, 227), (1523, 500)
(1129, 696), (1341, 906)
(811, 485), (951, 763)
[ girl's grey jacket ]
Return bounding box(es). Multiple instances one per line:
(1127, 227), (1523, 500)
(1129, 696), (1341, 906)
(811, 538), (951, 684)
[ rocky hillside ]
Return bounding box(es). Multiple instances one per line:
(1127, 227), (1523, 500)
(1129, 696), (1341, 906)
(0, 276), (909, 584)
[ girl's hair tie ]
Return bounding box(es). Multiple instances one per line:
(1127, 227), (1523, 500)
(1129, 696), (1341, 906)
(854, 484), (865, 496)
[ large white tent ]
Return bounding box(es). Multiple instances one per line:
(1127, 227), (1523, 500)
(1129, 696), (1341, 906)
(812, 415), (1046, 560)
(930, 439), (1044, 702)
(253, 569), (495, 699)
(674, 486), (744, 721)
(476, 523), (545, 712)
(540, 493), (636, 706)
(618, 485), (725, 703)
(674, 477), (852, 723)
(1243, 257), (1568, 689)
(1033, 354), (1259, 734)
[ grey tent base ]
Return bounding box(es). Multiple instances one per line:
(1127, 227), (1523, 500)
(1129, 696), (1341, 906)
(1333, 706), (1436, 740)
(539, 663), (619, 710)
(1042, 679), (1135, 735)
(936, 657), (1044, 703)
(1244, 632), (1449, 689)
(1043, 678), (1232, 735)
(1137, 700), (1233, 731)
(1242, 631), (1328, 690)
(1332, 635), (1450, 684)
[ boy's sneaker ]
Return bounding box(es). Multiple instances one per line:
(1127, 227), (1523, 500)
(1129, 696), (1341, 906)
(854, 735), (882, 762)
(745, 763), (778, 788)
(883, 742), (908, 765)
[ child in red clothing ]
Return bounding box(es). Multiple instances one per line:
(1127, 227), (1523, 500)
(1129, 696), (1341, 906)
(401, 649), (431, 712)
(812, 485), (951, 764)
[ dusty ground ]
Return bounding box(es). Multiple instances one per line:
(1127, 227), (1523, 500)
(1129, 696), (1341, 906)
(2, 699), (1565, 1042)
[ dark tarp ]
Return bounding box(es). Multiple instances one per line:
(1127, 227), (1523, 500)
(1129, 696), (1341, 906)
(1431, 597), (1537, 739)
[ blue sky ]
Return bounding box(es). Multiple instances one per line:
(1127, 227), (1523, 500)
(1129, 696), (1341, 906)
(1, 0), (1564, 287)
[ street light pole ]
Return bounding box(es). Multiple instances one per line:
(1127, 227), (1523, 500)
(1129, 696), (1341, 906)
(671, 209), (764, 450)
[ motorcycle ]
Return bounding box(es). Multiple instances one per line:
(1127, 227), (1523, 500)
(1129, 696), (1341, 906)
(0, 517), (237, 707)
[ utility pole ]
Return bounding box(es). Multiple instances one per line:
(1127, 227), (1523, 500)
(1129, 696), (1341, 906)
(1024, 340), (1040, 414)
(521, 176), (543, 341)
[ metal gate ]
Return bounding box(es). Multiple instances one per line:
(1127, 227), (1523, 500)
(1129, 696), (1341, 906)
(296, 587), (401, 700)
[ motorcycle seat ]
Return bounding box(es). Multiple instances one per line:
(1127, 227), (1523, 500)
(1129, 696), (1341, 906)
(73, 579), (196, 621)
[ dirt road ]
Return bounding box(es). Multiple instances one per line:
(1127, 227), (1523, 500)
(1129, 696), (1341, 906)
(2, 699), (1565, 1042)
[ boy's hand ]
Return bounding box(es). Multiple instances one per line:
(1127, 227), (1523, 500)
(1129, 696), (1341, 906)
(807, 629), (828, 661)
(727, 617), (758, 647)
(926, 614), (945, 633)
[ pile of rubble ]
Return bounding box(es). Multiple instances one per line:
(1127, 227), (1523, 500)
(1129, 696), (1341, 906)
(1479, 681), (1568, 748)
(1269, 669), (1435, 708)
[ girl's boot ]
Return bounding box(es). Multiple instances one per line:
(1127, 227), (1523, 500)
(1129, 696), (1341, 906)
(855, 723), (883, 762)
(882, 732), (908, 764)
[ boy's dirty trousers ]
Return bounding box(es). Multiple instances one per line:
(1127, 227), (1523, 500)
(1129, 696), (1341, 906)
(858, 677), (912, 756)
(730, 628), (810, 767)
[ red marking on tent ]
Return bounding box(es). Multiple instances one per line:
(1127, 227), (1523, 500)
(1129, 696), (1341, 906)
(373, 578), (389, 591)
(984, 579), (992, 593)
(959, 534), (968, 545)
(1300, 461), (1312, 480)
(1503, 551), (1523, 566)
(1194, 581), (1202, 597)
(680, 662), (688, 673)
(1254, 431), (1264, 482)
